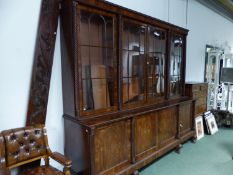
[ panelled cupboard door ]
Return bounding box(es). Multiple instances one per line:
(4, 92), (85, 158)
(94, 120), (131, 174)
(179, 103), (192, 136)
(135, 112), (158, 160)
(158, 107), (177, 146)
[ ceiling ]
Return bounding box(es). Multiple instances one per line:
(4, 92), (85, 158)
(197, 0), (233, 22)
(219, 0), (233, 11)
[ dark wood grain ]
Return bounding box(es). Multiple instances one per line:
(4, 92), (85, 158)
(64, 100), (195, 174)
(179, 102), (192, 136)
(94, 120), (131, 174)
(135, 113), (157, 157)
(26, 0), (60, 125)
(185, 82), (208, 117)
(158, 107), (177, 147)
(61, 0), (195, 174)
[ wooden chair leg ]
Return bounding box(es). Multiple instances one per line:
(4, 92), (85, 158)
(63, 167), (71, 175)
(44, 157), (49, 166)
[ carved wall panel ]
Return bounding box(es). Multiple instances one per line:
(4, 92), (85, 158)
(26, 0), (60, 125)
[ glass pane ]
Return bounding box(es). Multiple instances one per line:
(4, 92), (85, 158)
(82, 79), (94, 111)
(90, 15), (104, 46)
(129, 26), (140, 51)
(147, 26), (166, 100)
(140, 28), (145, 52)
(79, 8), (116, 112)
(122, 78), (129, 104)
(122, 51), (145, 78)
(148, 26), (166, 53)
(82, 62), (114, 111)
(105, 21), (114, 48)
(147, 53), (165, 99)
(80, 11), (89, 46)
(80, 10), (113, 47)
(129, 51), (141, 77)
(122, 50), (129, 77)
(131, 52), (145, 78)
(88, 47), (113, 77)
(122, 49), (145, 105)
(170, 35), (183, 97)
(148, 76), (160, 98)
(123, 77), (144, 104)
(170, 76), (180, 96)
(81, 46), (90, 79)
(122, 25), (129, 50)
(89, 47), (103, 65)
(82, 79), (111, 111)
(170, 55), (181, 76)
(92, 79), (111, 110)
(123, 20), (146, 51)
(132, 53), (145, 100)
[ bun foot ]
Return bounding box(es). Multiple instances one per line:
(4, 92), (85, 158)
(175, 144), (182, 154)
(131, 170), (139, 175)
(191, 136), (197, 143)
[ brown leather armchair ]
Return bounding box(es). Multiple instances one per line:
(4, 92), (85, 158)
(0, 125), (71, 175)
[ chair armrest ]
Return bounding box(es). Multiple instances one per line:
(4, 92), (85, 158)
(49, 152), (72, 167)
(0, 167), (10, 175)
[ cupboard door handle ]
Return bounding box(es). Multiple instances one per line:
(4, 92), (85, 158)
(180, 124), (183, 128)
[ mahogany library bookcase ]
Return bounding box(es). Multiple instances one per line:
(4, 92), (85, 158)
(60, 0), (196, 174)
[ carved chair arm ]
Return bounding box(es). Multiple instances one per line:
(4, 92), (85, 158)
(0, 167), (11, 175)
(49, 152), (72, 167)
(49, 152), (72, 175)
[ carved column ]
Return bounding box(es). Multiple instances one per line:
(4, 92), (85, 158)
(26, 0), (60, 125)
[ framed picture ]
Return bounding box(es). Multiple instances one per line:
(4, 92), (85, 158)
(205, 111), (218, 135)
(195, 116), (204, 140)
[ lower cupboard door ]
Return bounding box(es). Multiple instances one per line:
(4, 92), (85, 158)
(135, 112), (158, 160)
(179, 102), (192, 136)
(94, 120), (131, 174)
(158, 107), (178, 146)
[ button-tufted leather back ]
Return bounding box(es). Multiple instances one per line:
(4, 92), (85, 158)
(1, 125), (47, 167)
(0, 133), (6, 168)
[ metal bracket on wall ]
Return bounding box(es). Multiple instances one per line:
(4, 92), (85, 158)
(26, 0), (60, 125)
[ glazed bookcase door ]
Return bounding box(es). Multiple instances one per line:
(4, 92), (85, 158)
(77, 6), (117, 115)
(169, 33), (184, 98)
(147, 26), (166, 103)
(121, 19), (168, 108)
(121, 18), (147, 108)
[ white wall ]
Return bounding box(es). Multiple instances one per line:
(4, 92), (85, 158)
(107, 0), (188, 28)
(0, 0), (41, 130)
(108, 0), (233, 81)
(186, 0), (233, 81)
(0, 0), (63, 171)
(1, 0), (233, 171)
